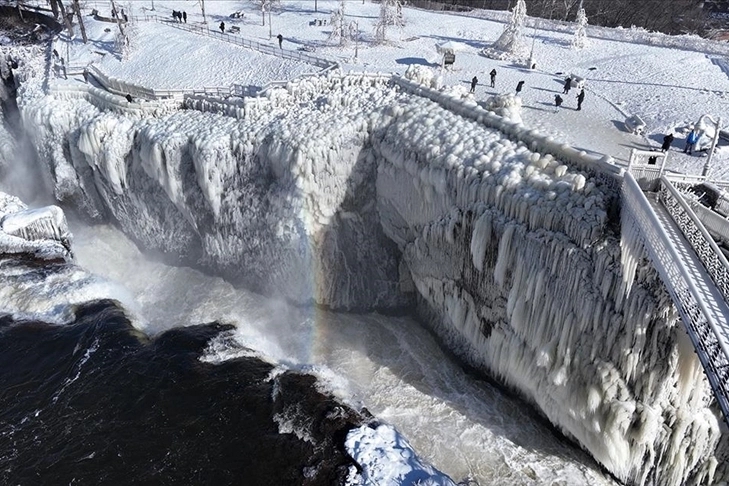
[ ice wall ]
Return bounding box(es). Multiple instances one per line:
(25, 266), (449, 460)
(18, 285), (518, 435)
(18, 67), (407, 309)
(371, 98), (727, 485)
(9, 57), (728, 484)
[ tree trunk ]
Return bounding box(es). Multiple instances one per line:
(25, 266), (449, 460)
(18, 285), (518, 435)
(73, 0), (87, 43)
(49, 0), (59, 19)
(109, 0), (125, 37)
(57, 0), (74, 39)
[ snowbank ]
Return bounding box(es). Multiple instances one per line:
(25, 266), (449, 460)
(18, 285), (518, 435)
(345, 424), (457, 486)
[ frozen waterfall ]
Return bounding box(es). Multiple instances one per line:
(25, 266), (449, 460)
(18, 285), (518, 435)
(6, 50), (728, 485)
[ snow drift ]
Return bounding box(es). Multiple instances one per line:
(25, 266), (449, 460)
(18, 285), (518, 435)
(7, 53), (729, 485)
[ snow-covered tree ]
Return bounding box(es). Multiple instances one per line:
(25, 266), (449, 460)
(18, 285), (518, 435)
(257, 0), (280, 26)
(328, 1), (347, 46)
(571, 4), (588, 49)
(493, 0), (527, 57)
(374, 0), (404, 44)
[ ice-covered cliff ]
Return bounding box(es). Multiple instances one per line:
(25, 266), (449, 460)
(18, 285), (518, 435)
(6, 53), (728, 485)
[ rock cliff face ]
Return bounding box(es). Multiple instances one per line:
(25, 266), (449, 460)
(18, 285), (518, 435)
(7, 57), (728, 485)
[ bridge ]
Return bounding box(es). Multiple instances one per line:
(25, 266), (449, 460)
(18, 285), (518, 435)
(622, 150), (729, 427)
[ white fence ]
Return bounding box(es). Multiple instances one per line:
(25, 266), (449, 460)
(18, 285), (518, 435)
(141, 15), (338, 71)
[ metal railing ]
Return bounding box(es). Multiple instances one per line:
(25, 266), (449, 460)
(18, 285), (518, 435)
(140, 14), (338, 71)
(658, 176), (729, 304)
(622, 172), (729, 427)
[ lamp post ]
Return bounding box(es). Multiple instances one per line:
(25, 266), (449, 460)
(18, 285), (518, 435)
(268, 5), (272, 38)
(697, 114), (723, 178)
(528, 25), (537, 69)
(353, 21), (359, 59)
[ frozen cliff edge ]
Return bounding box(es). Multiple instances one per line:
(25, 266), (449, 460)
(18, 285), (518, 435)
(0, 191), (139, 325)
(9, 58), (729, 485)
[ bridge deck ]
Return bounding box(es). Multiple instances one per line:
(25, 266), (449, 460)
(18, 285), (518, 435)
(647, 194), (729, 399)
(648, 195), (729, 343)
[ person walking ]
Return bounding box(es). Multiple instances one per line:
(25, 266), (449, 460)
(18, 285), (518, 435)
(277, 34), (283, 49)
(220, 21), (225, 33)
(515, 80), (524, 94)
(470, 76), (478, 93)
(684, 128), (701, 155)
(182, 11), (187, 23)
(576, 89), (585, 110)
(661, 133), (674, 152)
(562, 77), (571, 94)
(554, 94), (563, 108)
(489, 69), (496, 88)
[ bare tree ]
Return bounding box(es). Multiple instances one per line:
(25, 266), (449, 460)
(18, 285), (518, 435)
(72, 0), (87, 43)
(49, 0), (59, 19)
(257, 0), (280, 26)
(56, 0), (75, 39)
(15, 0), (25, 22)
(199, 0), (207, 24)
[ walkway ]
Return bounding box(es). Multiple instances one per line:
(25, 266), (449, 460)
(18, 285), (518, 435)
(623, 172), (729, 425)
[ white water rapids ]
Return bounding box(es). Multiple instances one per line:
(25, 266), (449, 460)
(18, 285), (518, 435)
(71, 221), (618, 486)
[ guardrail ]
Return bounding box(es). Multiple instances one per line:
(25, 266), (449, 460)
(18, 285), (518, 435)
(140, 14), (338, 71)
(622, 172), (729, 428)
(391, 74), (622, 183)
(691, 203), (729, 243)
(658, 176), (729, 304)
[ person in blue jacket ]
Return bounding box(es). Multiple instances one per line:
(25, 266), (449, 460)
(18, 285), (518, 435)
(684, 128), (701, 155)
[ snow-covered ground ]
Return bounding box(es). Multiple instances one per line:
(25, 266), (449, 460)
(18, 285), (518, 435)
(56, 0), (729, 179)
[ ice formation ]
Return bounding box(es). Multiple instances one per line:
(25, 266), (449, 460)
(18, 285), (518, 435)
(0, 192), (72, 261)
(0, 190), (139, 325)
(5, 47), (728, 486)
(345, 424), (456, 486)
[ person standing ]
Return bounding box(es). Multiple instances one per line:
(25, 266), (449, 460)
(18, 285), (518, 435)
(576, 89), (585, 111)
(516, 80), (524, 94)
(182, 11), (187, 23)
(661, 133), (674, 152)
(489, 69), (496, 88)
(277, 34), (283, 49)
(470, 76), (478, 93)
(562, 77), (571, 94)
(554, 94), (563, 108)
(684, 128), (700, 155)
(220, 21), (225, 33)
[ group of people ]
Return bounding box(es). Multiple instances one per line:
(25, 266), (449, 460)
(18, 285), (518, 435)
(172, 10), (187, 23)
(661, 128), (702, 155)
(469, 69), (499, 93)
(554, 87), (585, 110)
(469, 71), (586, 111)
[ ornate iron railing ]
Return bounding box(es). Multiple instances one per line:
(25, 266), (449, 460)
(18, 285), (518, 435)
(658, 176), (729, 304)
